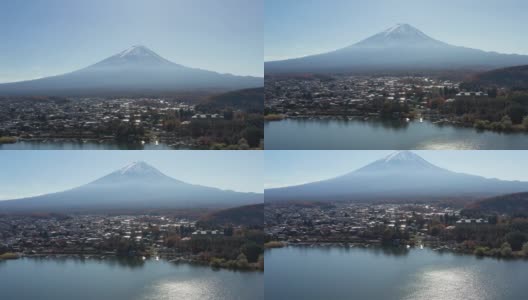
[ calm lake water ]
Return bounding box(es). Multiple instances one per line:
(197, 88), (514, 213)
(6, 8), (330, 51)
(0, 258), (263, 300)
(265, 246), (528, 300)
(265, 119), (528, 149)
(0, 141), (176, 150)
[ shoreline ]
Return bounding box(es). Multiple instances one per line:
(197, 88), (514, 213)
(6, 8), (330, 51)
(267, 240), (528, 260)
(265, 114), (528, 134)
(3, 252), (263, 272)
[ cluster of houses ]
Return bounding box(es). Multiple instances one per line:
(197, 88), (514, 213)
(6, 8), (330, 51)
(0, 215), (202, 256)
(0, 97), (195, 140)
(265, 203), (460, 243)
(265, 75), (460, 117)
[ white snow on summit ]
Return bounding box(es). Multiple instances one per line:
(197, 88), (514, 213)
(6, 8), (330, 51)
(383, 151), (420, 162)
(383, 24), (426, 37)
(118, 45), (161, 58)
(119, 161), (161, 175)
(352, 23), (448, 49)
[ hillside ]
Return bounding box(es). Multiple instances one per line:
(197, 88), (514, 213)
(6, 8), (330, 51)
(0, 45), (262, 96)
(265, 24), (528, 74)
(265, 151), (528, 203)
(0, 162), (263, 213)
(465, 192), (528, 215)
(197, 204), (264, 228)
(196, 87), (264, 113)
(462, 65), (528, 90)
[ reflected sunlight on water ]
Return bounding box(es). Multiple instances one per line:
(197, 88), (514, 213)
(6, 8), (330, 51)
(142, 278), (228, 300)
(404, 267), (494, 300)
(419, 141), (479, 150)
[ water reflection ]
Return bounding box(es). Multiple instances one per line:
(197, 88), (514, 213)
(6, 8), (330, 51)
(265, 247), (528, 300)
(0, 258), (262, 300)
(405, 267), (493, 300)
(265, 118), (528, 150)
(27, 256), (145, 269)
(0, 141), (176, 150)
(291, 244), (411, 257)
(143, 279), (223, 300)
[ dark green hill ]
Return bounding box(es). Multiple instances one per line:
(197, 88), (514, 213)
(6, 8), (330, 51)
(462, 65), (528, 90)
(465, 192), (528, 215)
(196, 87), (263, 113)
(197, 203), (263, 228)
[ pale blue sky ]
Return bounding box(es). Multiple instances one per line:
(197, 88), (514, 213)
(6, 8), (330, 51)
(265, 151), (528, 189)
(0, 151), (263, 200)
(0, 0), (262, 83)
(265, 0), (528, 61)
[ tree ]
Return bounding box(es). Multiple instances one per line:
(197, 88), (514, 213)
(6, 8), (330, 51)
(242, 126), (263, 148)
(237, 138), (250, 150)
(500, 242), (513, 257)
(523, 116), (528, 130)
(224, 227), (234, 237)
(501, 115), (513, 131)
(506, 231), (527, 251)
(523, 242), (528, 256)
(474, 246), (488, 256)
(487, 215), (498, 225)
(258, 254), (264, 270)
(236, 253), (249, 269)
(223, 110), (234, 121)
(507, 105), (527, 124)
(241, 242), (263, 263)
(487, 88), (498, 98)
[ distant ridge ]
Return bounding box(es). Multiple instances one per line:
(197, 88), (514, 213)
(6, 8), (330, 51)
(197, 204), (264, 227)
(265, 24), (528, 74)
(465, 192), (528, 215)
(196, 87), (264, 112)
(0, 45), (263, 96)
(462, 65), (528, 90)
(265, 151), (528, 203)
(0, 161), (263, 212)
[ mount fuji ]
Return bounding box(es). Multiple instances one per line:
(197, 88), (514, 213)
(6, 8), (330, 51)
(265, 24), (528, 74)
(0, 161), (263, 212)
(0, 45), (263, 96)
(265, 151), (528, 203)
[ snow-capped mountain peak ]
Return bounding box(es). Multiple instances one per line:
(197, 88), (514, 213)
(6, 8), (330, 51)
(350, 23), (448, 49)
(353, 151), (441, 173)
(119, 161), (160, 175)
(88, 45), (176, 69)
(383, 24), (425, 37)
(89, 161), (178, 185)
(118, 45), (160, 58)
(383, 150), (421, 162)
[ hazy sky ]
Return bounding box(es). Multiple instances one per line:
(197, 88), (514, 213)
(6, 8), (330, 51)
(265, 151), (528, 189)
(0, 0), (262, 83)
(0, 151), (263, 200)
(265, 0), (528, 61)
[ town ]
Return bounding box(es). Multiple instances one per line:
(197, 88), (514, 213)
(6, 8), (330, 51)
(265, 75), (459, 119)
(265, 202), (528, 258)
(0, 213), (264, 271)
(0, 96), (263, 149)
(265, 75), (528, 132)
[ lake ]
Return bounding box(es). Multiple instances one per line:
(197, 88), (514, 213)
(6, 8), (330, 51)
(265, 118), (528, 149)
(265, 246), (528, 300)
(0, 257), (263, 300)
(0, 141), (177, 150)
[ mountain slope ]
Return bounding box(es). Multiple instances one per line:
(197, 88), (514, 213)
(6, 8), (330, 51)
(0, 161), (263, 212)
(0, 45), (263, 96)
(465, 192), (528, 215)
(265, 24), (528, 74)
(265, 151), (528, 203)
(462, 65), (528, 90)
(198, 204), (264, 227)
(196, 87), (264, 112)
